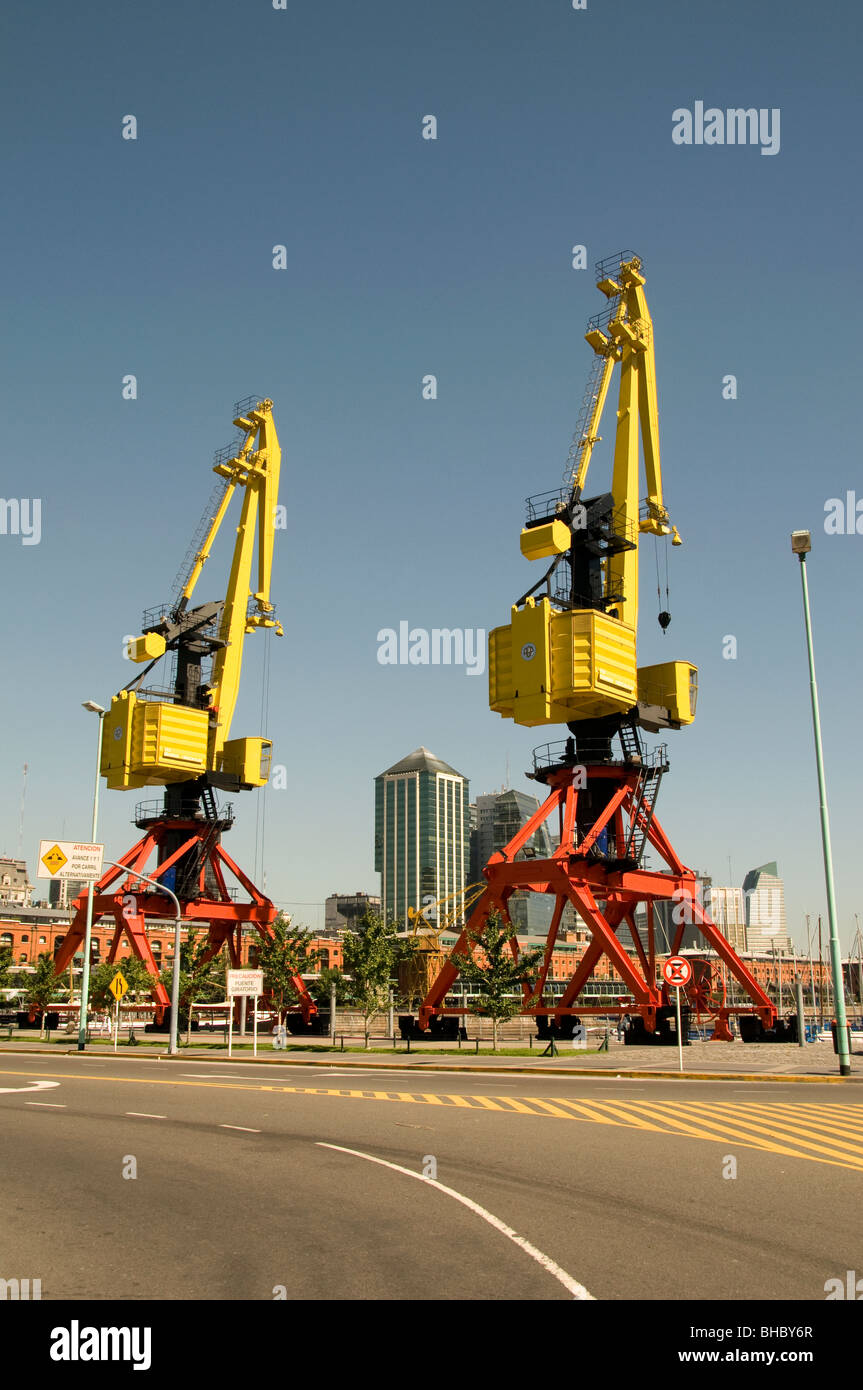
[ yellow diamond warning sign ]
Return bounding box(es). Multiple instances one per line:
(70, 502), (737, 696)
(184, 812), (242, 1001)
(109, 972), (129, 1001)
(40, 844), (68, 875)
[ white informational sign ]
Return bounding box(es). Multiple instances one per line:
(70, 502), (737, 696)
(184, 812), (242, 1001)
(226, 969), (264, 998)
(38, 840), (104, 882)
(226, 970), (264, 1059)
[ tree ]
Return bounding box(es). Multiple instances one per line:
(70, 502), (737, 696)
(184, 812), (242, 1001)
(450, 911), (544, 1050)
(24, 953), (62, 1038)
(342, 911), (413, 1047)
(256, 914), (322, 1026)
(159, 930), (228, 1044)
(309, 965), (351, 1007)
(0, 946), (12, 992)
(88, 956), (154, 1012)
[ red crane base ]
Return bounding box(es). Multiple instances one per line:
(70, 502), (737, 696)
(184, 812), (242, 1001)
(416, 758), (778, 1042)
(52, 817), (317, 1027)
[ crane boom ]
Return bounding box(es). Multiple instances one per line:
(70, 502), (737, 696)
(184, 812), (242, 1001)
(488, 253), (696, 740)
(201, 399), (282, 767)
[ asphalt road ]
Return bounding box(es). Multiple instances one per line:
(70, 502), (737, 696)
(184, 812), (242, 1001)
(1, 1054), (860, 1302)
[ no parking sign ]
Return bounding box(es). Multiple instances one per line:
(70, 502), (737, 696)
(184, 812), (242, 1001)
(662, 957), (691, 1072)
(662, 956), (692, 988)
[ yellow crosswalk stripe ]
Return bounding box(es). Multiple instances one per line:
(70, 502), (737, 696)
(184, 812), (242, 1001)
(557, 1099), (666, 1131)
(462, 1094), (506, 1111)
(523, 1097), (584, 1118)
(678, 1103), (863, 1166)
(491, 1096), (540, 1115)
(565, 1099), (863, 1172)
(736, 1102), (863, 1141)
(547, 1097), (648, 1128)
(612, 1100), (771, 1150)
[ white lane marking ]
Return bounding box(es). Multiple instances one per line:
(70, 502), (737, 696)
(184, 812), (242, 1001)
(125, 1112), (166, 1119)
(317, 1142), (595, 1300)
(570, 1087), (647, 1094)
(219, 1124), (261, 1132)
(182, 1073), (282, 1082)
(26, 1102), (66, 1108)
(0, 1079), (61, 1095)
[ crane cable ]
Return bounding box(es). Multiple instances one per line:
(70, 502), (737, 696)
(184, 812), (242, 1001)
(654, 535), (671, 632)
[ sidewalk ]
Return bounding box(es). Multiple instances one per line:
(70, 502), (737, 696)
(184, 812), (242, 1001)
(1, 1035), (860, 1080)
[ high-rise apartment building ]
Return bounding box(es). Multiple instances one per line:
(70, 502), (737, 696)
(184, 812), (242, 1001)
(742, 861), (790, 953)
(375, 747), (469, 925)
(470, 788), (554, 934)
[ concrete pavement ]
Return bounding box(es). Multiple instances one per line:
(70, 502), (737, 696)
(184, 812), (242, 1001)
(0, 1052), (860, 1301)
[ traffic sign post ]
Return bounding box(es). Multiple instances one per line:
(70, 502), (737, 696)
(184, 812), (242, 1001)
(227, 970), (264, 1058)
(662, 956), (692, 1073)
(109, 971), (129, 1052)
(38, 836), (106, 1052)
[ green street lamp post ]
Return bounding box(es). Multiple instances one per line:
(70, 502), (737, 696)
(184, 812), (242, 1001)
(791, 531), (851, 1075)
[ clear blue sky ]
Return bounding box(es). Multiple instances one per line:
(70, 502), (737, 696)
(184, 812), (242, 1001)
(1, 0), (861, 947)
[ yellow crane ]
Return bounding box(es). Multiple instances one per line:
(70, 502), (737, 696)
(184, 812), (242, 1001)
(488, 252), (697, 744)
(51, 397), (318, 1026)
(409, 252), (779, 1045)
(100, 396), (284, 803)
(399, 884), (487, 1002)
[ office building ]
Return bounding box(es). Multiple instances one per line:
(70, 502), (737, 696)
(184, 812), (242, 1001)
(375, 747), (469, 925)
(324, 892), (381, 935)
(48, 878), (88, 910)
(470, 788), (554, 934)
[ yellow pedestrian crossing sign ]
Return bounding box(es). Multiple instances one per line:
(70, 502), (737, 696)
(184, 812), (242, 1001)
(109, 972), (129, 1001)
(41, 844), (68, 875)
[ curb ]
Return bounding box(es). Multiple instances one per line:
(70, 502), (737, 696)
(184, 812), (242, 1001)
(152, 1056), (859, 1083)
(1, 1046), (857, 1082)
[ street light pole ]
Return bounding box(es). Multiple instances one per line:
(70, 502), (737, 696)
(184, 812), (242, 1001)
(77, 703), (106, 1052)
(791, 531), (851, 1075)
(806, 913), (817, 1021)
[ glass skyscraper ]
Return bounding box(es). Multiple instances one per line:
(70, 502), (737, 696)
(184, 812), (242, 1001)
(470, 788), (555, 934)
(374, 747), (470, 926)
